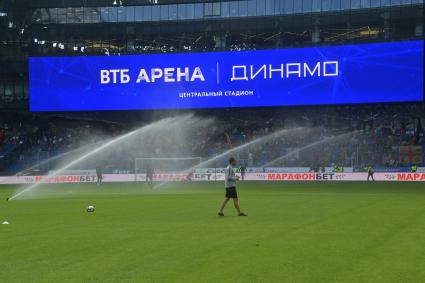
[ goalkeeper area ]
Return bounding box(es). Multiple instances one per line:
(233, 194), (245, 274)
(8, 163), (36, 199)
(1, 181), (425, 283)
(134, 157), (202, 182)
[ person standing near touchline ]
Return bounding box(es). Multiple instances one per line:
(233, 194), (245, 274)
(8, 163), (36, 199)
(218, 157), (248, 217)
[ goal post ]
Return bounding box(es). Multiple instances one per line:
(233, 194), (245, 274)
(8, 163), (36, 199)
(134, 157), (202, 182)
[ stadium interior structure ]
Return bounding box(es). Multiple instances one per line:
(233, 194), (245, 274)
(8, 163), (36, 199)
(2, 2), (425, 283)
(0, 0), (424, 176)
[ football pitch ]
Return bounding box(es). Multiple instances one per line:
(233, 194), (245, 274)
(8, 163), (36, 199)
(1, 181), (425, 283)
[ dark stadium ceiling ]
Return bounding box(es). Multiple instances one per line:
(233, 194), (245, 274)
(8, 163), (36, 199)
(1, 0), (230, 9)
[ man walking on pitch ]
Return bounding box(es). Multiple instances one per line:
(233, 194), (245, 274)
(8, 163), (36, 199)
(145, 162), (154, 187)
(96, 165), (103, 186)
(240, 163), (247, 181)
(218, 157), (247, 217)
(367, 165), (375, 181)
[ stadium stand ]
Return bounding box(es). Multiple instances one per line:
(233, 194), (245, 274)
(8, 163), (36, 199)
(0, 103), (423, 175)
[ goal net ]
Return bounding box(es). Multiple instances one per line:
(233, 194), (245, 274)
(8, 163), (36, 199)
(134, 157), (202, 182)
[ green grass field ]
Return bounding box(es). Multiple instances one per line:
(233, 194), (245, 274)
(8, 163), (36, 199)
(1, 181), (425, 283)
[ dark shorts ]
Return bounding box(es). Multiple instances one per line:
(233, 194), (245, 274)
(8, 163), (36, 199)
(225, 187), (238, 199)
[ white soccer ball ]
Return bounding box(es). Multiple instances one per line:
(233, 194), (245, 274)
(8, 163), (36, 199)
(86, 205), (95, 213)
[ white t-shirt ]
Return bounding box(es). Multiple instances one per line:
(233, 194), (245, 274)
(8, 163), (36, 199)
(224, 164), (237, 188)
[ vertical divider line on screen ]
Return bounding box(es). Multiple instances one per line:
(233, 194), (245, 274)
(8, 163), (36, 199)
(217, 62), (220, 85)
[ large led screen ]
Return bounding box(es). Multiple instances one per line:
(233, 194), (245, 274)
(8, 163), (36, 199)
(29, 40), (424, 111)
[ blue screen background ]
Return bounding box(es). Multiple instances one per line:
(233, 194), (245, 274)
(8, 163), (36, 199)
(29, 40), (424, 112)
